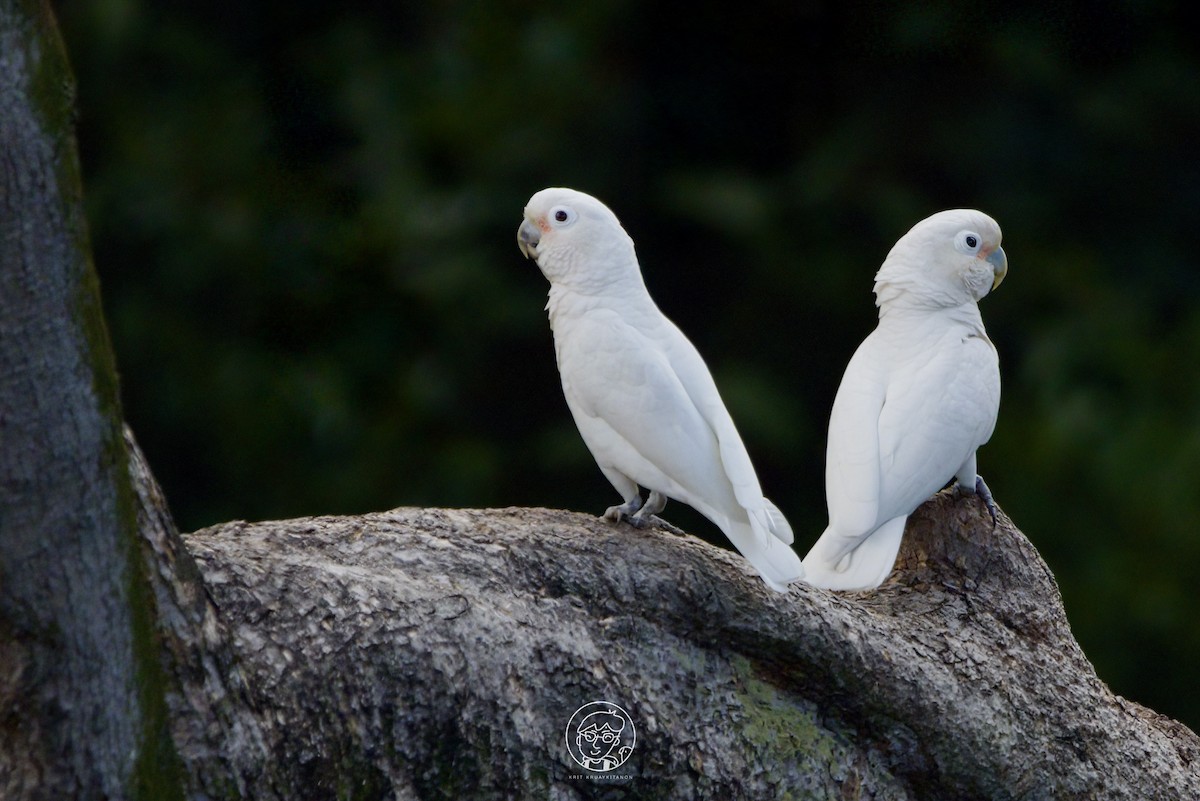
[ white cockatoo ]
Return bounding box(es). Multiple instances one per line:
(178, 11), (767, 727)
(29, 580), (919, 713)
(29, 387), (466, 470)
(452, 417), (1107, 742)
(517, 187), (805, 591)
(803, 209), (1008, 591)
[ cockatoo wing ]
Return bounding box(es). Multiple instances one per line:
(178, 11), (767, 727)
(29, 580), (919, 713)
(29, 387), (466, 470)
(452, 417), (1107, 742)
(558, 309), (738, 515)
(875, 328), (999, 525)
(806, 325), (999, 588)
(656, 318), (794, 545)
(820, 333), (889, 557)
(559, 310), (803, 590)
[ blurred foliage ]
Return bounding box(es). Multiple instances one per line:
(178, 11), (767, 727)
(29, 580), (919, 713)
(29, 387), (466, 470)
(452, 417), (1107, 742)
(56, 0), (1200, 730)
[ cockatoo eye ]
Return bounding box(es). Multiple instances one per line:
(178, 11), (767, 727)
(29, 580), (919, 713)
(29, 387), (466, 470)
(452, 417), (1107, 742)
(955, 230), (983, 255)
(549, 206), (577, 227)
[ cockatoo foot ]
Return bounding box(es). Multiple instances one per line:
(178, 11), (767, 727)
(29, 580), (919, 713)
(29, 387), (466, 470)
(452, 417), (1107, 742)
(606, 491), (681, 533)
(975, 475), (998, 529)
(603, 497), (644, 524)
(633, 515), (686, 535)
(629, 490), (671, 528)
(953, 475), (998, 529)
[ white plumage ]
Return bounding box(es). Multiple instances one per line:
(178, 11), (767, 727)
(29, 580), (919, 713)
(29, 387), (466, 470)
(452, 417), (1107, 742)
(518, 187), (804, 591)
(803, 210), (1009, 591)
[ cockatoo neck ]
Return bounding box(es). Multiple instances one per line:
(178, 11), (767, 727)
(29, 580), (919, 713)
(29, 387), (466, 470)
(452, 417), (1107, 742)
(876, 297), (986, 335)
(873, 269), (984, 309)
(545, 278), (656, 331)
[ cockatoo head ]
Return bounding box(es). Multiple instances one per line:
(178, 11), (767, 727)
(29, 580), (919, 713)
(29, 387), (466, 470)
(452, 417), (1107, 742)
(873, 209), (1008, 311)
(517, 188), (640, 291)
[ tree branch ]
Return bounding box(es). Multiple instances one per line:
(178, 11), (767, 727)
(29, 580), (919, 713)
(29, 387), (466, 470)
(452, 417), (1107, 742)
(186, 496), (1199, 799)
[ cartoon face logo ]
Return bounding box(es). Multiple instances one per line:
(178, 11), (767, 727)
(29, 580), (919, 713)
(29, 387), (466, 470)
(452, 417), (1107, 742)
(565, 701), (636, 772)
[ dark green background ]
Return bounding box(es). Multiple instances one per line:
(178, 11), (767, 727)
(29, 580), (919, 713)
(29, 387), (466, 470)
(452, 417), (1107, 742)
(57, 1), (1200, 731)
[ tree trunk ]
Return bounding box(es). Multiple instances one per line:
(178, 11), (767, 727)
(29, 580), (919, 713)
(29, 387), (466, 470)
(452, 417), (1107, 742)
(187, 498), (1199, 800)
(0, 3), (263, 798)
(0, 1), (182, 797)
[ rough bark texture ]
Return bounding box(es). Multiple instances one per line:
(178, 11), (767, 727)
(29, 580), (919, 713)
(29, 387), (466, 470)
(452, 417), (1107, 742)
(124, 427), (277, 800)
(188, 497), (1200, 800)
(0, 2), (181, 798)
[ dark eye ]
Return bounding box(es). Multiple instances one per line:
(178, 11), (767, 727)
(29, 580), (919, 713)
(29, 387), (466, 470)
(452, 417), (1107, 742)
(548, 205), (577, 227)
(955, 230), (983, 254)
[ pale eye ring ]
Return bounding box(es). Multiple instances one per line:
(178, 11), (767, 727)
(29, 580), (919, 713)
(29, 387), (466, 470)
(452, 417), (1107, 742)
(549, 206), (577, 226)
(955, 230), (983, 254)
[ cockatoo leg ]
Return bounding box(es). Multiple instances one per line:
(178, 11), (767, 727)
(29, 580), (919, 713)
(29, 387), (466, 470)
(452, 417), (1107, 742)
(627, 491), (684, 534)
(975, 475), (998, 529)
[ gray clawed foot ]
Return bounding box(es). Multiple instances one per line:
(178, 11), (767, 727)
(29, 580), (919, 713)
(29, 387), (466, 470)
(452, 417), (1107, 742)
(605, 491), (683, 534)
(635, 515), (686, 535)
(603, 496), (644, 524)
(954, 475), (998, 529)
(630, 490), (671, 529)
(975, 475), (998, 529)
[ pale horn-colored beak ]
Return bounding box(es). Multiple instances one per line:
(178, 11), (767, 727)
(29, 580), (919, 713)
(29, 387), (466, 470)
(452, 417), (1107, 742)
(517, 219), (540, 260)
(987, 245), (1008, 290)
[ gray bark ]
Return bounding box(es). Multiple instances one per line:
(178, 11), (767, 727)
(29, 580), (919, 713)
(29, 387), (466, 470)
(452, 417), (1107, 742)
(187, 497), (1200, 800)
(0, 2), (181, 797)
(0, 4), (255, 798)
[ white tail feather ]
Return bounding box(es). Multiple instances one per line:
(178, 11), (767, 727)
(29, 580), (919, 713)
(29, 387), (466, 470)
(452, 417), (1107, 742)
(727, 515), (805, 592)
(762, 498), (794, 545)
(801, 515), (907, 591)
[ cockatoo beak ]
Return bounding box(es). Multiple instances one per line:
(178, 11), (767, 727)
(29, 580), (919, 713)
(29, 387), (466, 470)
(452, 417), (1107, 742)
(986, 245), (1008, 290)
(518, 219), (541, 260)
